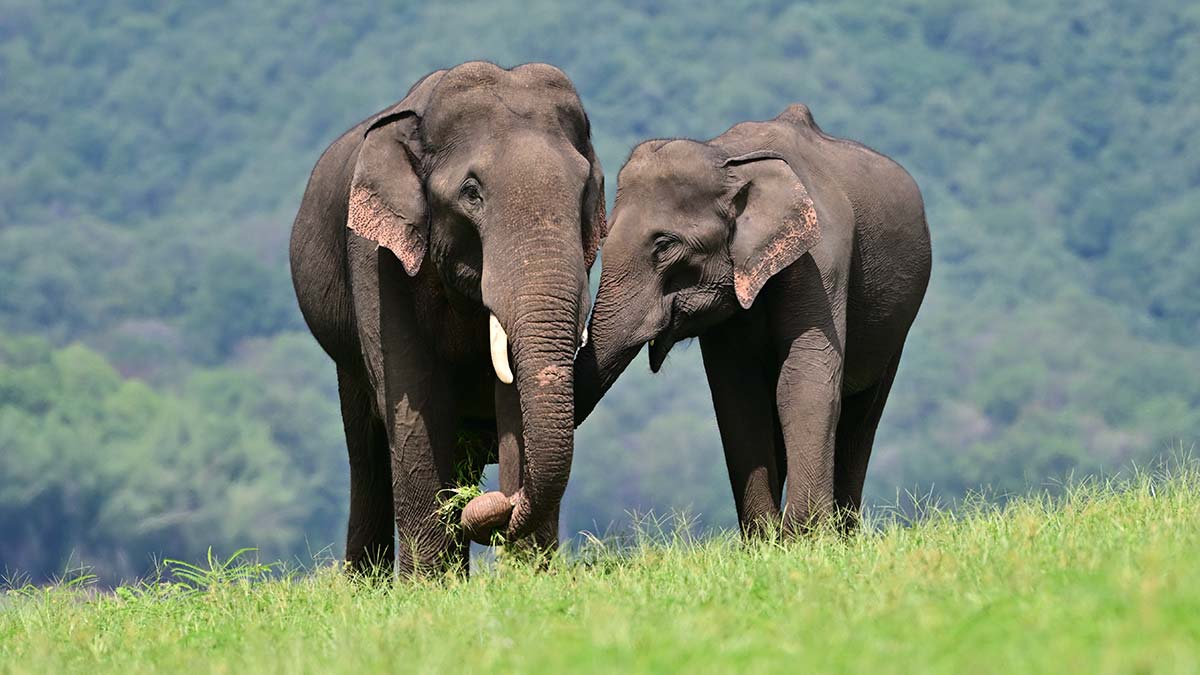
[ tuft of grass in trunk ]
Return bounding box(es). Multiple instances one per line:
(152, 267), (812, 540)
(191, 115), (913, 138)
(435, 461), (493, 541)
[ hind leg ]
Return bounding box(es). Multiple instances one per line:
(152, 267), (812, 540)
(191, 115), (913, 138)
(833, 349), (902, 533)
(338, 367), (395, 577)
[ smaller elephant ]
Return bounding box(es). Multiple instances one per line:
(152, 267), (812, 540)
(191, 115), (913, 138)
(575, 104), (931, 535)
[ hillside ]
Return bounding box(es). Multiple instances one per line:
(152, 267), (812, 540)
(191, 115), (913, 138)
(1, 0), (1198, 581)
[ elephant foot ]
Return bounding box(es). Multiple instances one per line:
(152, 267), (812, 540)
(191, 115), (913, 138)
(460, 491), (514, 544)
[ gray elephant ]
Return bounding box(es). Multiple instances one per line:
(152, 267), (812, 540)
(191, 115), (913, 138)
(290, 62), (605, 576)
(575, 104), (930, 536)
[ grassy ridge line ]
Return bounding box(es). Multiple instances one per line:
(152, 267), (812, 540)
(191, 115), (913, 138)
(2, 470), (1199, 674)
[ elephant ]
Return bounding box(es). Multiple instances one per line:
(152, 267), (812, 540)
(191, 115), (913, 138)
(290, 62), (605, 577)
(574, 104), (931, 536)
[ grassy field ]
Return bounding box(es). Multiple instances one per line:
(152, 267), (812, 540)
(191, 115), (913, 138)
(3, 469), (1199, 674)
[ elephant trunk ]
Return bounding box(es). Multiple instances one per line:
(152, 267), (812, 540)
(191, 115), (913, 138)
(574, 268), (646, 426)
(469, 199), (588, 541)
(505, 272), (581, 538)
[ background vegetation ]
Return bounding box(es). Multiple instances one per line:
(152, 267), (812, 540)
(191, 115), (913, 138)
(1, 0), (1197, 582)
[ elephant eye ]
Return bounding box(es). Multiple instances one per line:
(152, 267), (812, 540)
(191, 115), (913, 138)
(652, 233), (681, 266)
(460, 180), (483, 206)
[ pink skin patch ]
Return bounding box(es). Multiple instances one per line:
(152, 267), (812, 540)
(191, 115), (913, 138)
(347, 185), (426, 275)
(535, 364), (568, 387)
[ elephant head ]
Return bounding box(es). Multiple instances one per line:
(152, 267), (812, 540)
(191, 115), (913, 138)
(575, 111), (820, 423)
(348, 62), (606, 539)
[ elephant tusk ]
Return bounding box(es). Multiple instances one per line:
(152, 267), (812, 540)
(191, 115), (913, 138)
(574, 326), (588, 360)
(489, 313), (514, 384)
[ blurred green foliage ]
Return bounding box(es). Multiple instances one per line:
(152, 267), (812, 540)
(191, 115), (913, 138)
(0, 0), (1197, 581)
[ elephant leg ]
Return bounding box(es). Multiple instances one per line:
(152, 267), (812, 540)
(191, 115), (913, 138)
(771, 413), (787, 509)
(388, 369), (464, 578)
(770, 278), (846, 535)
(353, 262), (461, 577)
(833, 347), (902, 533)
(338, 367), (394, 577)
(700, 311), (783, 537)
(496, 381), (559, 560)
(774, 339), (843, 534)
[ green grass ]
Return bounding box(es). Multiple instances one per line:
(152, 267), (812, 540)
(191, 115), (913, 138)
(3, 468), (1200, 674)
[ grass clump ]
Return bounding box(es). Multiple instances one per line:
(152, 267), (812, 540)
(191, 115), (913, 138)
(3, 465), (1200, 673)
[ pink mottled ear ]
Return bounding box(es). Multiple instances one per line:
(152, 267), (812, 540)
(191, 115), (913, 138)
(346, 71), (445, 276)
(724, 151), (821, 309)
(348, 113), (427, 275)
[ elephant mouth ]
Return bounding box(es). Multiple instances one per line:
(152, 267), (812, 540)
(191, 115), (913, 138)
(648, 300), (684, 373)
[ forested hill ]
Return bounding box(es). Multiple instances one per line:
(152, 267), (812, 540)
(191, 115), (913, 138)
(2, 1), (1197, 582)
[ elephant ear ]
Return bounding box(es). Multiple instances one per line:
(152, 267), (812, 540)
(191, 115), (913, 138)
(724, 150), (821, 309)
(347, 71), (444, 276)
(580, 120), (607, 271)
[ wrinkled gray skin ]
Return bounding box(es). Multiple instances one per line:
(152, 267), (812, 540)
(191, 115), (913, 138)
(291, 62), (605, 577)
(575, 104), (930, 536)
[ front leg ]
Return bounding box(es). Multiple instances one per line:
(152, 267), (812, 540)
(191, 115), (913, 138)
(769, 260), (846, 535)
(388, 370), (463, 578)
(351, 240), (465, 577)
(700, 309), (783, 537)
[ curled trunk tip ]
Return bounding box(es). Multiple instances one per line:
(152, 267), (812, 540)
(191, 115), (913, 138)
(460, 491), (514, 544)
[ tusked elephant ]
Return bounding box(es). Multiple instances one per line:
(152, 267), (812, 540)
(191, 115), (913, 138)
(290, 62), (605, 577)
(574, 104), (930, 536)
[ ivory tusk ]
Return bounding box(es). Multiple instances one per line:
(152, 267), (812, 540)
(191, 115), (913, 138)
(574, 326), (589, 360)
(489, 313), (514, 384)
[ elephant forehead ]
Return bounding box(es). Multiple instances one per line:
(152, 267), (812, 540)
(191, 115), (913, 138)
(437, 61), (577, 95)
(437, 60), (507, 90)
(618, 144), (725, 211)
(623, 141), (724, 187)
(424, 66), (585, 140)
